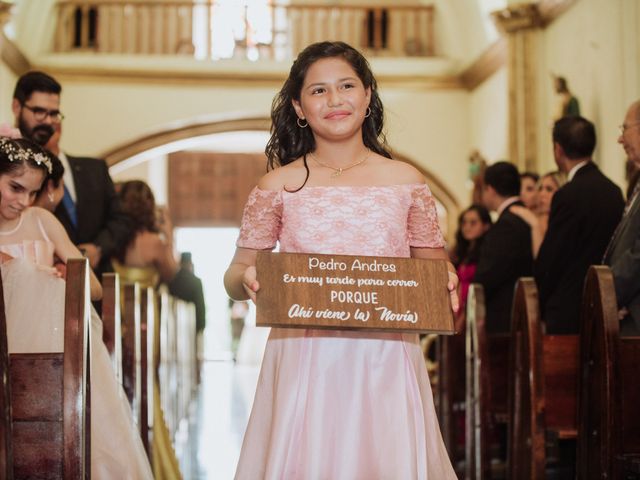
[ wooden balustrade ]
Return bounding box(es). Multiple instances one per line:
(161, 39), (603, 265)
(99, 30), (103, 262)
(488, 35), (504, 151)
(54, 1), (435, 59)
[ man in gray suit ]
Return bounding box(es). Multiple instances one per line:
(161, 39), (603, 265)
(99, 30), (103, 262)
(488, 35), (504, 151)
(604, 99), (640, 334)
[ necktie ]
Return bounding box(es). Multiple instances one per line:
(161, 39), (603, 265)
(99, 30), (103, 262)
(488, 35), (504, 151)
(62, 184), (78, 227)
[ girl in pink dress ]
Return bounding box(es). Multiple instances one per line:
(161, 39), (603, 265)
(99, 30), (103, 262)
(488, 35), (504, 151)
(225, 41), (459, 479)
(0, 137), (153, 479)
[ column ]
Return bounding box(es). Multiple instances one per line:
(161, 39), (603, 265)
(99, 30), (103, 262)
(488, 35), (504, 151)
(492, 3), (542, 173)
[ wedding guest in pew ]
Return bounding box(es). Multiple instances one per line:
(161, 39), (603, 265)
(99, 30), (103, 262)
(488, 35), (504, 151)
(519, 171), (539, 211)
(441, 204), (491, 463)
(511, 170), (566, 258)
(0, 136), (153, 479)
(535, 116), (624, 334)
(112, 179), (182, 478)
(451, 204), (492, 324)
(604, 99), (640, 335)
(225, 41), (459, 479)
(474, 161), (533, 334)
(112, 179), (177, 287)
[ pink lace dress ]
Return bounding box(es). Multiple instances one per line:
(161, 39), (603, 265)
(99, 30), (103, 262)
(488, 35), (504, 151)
(1, 207), (153, 480)
(235, 185), (456, 479)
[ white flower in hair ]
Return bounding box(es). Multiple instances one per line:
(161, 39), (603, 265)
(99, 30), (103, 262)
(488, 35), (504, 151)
(0, 136), (53, 174)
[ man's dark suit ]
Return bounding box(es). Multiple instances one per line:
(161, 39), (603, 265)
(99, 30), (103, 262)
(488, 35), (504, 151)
(169, 268), (206, 333)
(604, 184), (640, 334)
(54, 155), (130, 276)
(535, 162), (624, 334)
(474, 200), (533, 333)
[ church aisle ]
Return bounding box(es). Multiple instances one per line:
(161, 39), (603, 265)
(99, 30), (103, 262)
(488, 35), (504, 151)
(177, 361), (261, 479)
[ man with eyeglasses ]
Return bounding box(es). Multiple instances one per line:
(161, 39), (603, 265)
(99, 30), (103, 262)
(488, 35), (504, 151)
(11, 71), (130, 278)
(603, 100), (640, 334)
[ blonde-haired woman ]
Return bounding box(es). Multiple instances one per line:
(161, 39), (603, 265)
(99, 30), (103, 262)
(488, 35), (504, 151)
(512, 171), (567, 257)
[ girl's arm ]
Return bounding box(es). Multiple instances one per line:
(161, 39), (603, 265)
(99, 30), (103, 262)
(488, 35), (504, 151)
(224, 247), (259, 302)
(410, 246), (459, 314)
(37, 208), (103, 300)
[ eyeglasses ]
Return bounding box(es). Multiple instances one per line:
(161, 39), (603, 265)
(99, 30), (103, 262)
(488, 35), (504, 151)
(22, 104), (65, 123)
(619, 122), (640, 135)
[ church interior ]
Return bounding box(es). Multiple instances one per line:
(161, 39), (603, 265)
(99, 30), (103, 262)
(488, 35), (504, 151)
(0, 0), (639, 478)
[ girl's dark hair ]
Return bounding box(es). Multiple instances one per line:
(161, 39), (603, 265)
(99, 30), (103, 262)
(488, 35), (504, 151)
(116, 180), (157, 261)
(0, 136), (54, 178)
(46, 153), (64, 187)
(452, 204), (492, 266)
(265, 41), (391, 189)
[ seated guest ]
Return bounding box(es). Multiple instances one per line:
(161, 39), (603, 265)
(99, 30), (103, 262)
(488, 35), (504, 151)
(474, 161), (533, 333)
(0, 136), (153, 478)
(112, 179), (182, 478)
(112, 180), (177, 287)
(512, 171), (566, 257)
(519, 171), (539, 210)
(535, 116), (624, 334)
(451, 204), (492, 318)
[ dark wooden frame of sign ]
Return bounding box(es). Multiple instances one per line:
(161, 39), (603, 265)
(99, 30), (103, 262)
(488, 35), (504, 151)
(256, 251), (454, 333)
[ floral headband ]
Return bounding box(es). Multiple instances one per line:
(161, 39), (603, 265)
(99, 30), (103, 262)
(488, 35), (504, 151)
(0, 137), (52, 174)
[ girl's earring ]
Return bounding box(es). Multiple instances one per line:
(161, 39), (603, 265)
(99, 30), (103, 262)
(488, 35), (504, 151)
(297, 118), (308, 128)
(48, 192), (54, 204)
(365, 107), (371, 118)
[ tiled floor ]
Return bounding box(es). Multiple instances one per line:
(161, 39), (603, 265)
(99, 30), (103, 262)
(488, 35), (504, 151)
(177, 360), (261, 480)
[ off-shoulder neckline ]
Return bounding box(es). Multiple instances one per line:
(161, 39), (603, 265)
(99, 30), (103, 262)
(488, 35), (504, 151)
(253, 183), (428, 194)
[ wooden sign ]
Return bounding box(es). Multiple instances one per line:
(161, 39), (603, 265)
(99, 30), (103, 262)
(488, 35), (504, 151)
(256, 251), (455, 333)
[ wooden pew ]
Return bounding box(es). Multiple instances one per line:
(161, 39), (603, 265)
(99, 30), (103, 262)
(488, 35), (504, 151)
(121, 283), (141, 423)
(175, 299), (197, 426)
(507, 278), (579, 479)
(139, 286), (155, 458)
(156, 288), (197, 440)
(101, 273), (122, 383)
(577, 265), (640, 479)
(0, 263), (12, 479)
(0, 258), (91, 479)
(465, 283), (510, 479)
(437, 322), (465, 464)
(158, 287), (178, 436)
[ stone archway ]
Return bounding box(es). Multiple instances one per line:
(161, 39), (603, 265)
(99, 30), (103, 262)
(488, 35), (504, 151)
(103, 116), (459, 239)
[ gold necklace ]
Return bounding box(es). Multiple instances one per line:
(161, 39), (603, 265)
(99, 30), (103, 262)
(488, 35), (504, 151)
(310, 150), (370, 178)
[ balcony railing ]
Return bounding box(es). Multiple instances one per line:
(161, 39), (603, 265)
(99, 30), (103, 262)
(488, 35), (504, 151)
(54, 1), (435, 60)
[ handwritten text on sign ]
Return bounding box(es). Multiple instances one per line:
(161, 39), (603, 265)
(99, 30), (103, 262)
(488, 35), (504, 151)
(256, 252), (454, 333)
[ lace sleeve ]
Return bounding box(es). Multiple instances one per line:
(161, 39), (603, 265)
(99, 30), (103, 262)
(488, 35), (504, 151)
(408, 184), (445, 248)
(237, 187), (282, 250)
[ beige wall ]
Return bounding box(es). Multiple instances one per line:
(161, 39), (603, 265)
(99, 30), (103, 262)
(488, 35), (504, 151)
(536, 0), (640, 185)
(469, 66), (508, 164)
(55, 76), (470, 207)
(0, 62), (17, 124)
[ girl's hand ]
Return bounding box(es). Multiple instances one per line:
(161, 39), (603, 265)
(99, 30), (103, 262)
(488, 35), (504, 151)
(242, 265), (260, 303)
(447, 270), (460, 314)
(36, 264), (63, 278)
